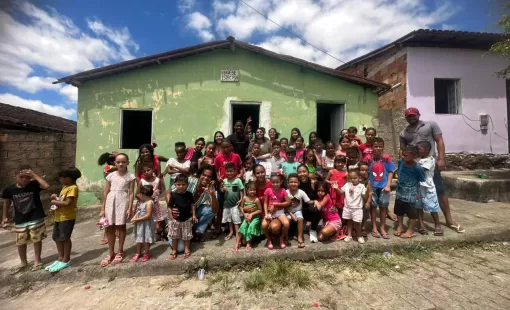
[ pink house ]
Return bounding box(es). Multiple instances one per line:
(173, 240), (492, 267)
(338, 29), (510, 157)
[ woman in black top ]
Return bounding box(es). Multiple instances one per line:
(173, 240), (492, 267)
(297, 164), (321, 243)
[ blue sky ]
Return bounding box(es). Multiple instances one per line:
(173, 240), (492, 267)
(0, 0), (501, 120)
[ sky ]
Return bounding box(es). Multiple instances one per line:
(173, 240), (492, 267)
(0, 0), (501, 121)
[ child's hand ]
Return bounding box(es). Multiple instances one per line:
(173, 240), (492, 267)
(99, 209), (105, 218)
(154, 189), (161, 196)
(314, 201), (321, 209)
(383, 185), (391, 192)
(222, 187), (227, 193)
(130, 218), (137, 224)
(126, 208), (132, 219)
(245, 213), (252, 221)
(265, 213), (272, 220)
(365, 202), (371, 210)
(332, 182), (339, 190)
(290, 214), (297, 222)
(1, 217), (9, 229)
(50, 194), (58, 200)
(192, 216), (198, 223)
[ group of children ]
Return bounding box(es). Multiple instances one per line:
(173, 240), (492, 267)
(1, 123), (445, 271)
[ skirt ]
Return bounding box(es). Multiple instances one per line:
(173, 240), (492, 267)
(238, 216), (262, 241)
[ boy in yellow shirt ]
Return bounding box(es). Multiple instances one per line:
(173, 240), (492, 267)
(46, 167), (81, 272)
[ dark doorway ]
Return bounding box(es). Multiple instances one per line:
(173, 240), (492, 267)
(506, 80), (510, 153)
(231, 103), (260, 134)
(316, 103), (345, 144)
(120, 109), (152, 149)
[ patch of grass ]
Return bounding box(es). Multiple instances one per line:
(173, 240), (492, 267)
(243, 260), (313, 292)
(175, 290), (188, 298)
(194, 290), (213, 298)
(5, 278), (34, 298)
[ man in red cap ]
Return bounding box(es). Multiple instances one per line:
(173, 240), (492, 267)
(399, 107), (464, 233)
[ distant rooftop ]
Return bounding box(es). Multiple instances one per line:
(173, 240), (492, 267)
(0, 103), (77, 133)
(337, 29), (509, 70)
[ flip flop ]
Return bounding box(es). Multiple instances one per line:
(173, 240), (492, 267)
(183, 252), (191, 259)
(31, 263), (44, 272)
(298, 241), (305, 248)
(418, 228), (429, 235)
(433, 230), (444, 236)
(111, 252), (124, 265)
(448, 224), (465, 233)
(45, 260), (60, 271)
(267, 242), (274, 250)
(394, 230), (403, 237)
(100, 254), (115, 267)
(381, 233), (390, 239)
(130, 254), (141, 263)
(48, 261), (71, 273)
(141, 254), (151, 262)
(224, 235), (233, 241)
(400, 233), (416, 239)
(169, 253), (177, 260)
(100, 239), (108, 245)
(371, 231), (381, 238)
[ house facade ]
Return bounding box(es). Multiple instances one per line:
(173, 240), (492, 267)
(56, 37), (387, 202)
(339, 29), (510, 158)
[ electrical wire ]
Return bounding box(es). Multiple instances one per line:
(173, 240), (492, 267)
(461, 114), (481, 132)
(488, 114), (509, 141)
(238, 0), (346, 65)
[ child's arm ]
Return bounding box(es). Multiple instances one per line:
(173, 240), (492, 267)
(384, 172), (394, 192)
(274, 194), (291, 210)
(135, 180), (142, 199)
(192, 204), (197, 223)
(314, 196), (327, 210)
(2, 199), (11, 227)
(252, 198), (263, 217)
(171, 164), (190, 174)
(322, 157), (332, 171)
(264, 195), (270, 218)
(325, 170), (332, 184)
(238, 196), (246, 217)
(27, 170), (49, 190)
(133, 201), (153, 222)
(51, 196), (75, 208)
(100, 181), (111, 217)
(365, 183), (372, 209)
(127, 179), (135, 218)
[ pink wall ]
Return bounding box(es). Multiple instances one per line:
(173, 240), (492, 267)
(406, 47), (509, 154)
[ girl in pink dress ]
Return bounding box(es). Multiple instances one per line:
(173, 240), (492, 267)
(263, 174), (291, 250)
(100, 153), (136, 267)
(315, 182), (341, 241)
(138, 163), (165, 239)
(326, 155), (348, 240)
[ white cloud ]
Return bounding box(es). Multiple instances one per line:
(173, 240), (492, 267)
(0, 1), (139, 117)
(186, 0), (458, 67)
(187, 12), (214, 41)
(0, 93), (76, 119)
(178, 0), (197, 13)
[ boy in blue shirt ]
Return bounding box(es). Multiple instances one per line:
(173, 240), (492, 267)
(394, 146), (425, 238)
(366, 137), (395, 239)
(281, 149), (300, 177)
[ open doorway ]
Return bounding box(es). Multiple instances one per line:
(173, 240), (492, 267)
(120, 109), (153, 149)
(231, 103), (260, 134)
(316, 103), (345, 144)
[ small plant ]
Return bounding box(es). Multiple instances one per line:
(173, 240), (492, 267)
(194, 290), (213, 298)
(243, 260), (313, 292)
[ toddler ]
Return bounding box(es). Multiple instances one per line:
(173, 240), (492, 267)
(286, 174), (313, 248)
(335, 170), (367, 244)
(130, 185), (155, 262)
(347, 126), (363, 147)
(164, 142), (191, 188)
(138, 163), (165, 240)
(243, 155), (256, 184)
(236, 182), (263, 252)
(326, 155), (348, 240)
(263, 174), (291, 249)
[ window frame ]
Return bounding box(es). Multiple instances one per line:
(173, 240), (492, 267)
(434, 78), (462, 115)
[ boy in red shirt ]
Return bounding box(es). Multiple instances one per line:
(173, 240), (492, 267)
(214, 139), (244, 182)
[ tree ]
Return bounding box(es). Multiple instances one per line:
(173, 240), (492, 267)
(490, 1), (510, 77)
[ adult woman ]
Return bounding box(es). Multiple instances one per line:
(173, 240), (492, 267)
(213, 131), (225, 156)
(249, 128), (272, 157)
(166, 164), (219, 243)
(268, 128), (279, 144)
(297, 164), (322, 243)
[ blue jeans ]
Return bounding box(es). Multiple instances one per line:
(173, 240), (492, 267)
(195, 204), (215, 234)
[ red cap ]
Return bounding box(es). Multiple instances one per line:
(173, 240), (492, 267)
(405, 107), (420, 116)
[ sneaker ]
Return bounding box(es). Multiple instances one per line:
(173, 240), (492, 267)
(310, 230), (318, 243)
(344, 236), (353, 242)
(358, 237), (365, 244)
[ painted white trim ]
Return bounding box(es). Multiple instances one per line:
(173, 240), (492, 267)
(221, 98), (272, 135)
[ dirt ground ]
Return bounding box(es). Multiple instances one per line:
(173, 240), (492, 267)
(2, 243), (509, 310)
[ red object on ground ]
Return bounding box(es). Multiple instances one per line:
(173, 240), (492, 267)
(84, 285), (91, 290)
(314, 302), (319, 308)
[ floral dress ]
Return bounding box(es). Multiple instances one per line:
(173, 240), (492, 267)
(105, 172), (136, 225)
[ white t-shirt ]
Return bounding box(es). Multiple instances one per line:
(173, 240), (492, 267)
(341, 183), (367, 209)
(166, 158), (191, 181)
(244, 170), (254, 184)
(418, 156), (435, 188)
(286, 189), (310, 212)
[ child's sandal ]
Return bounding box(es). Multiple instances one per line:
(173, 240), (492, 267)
(183, 252), (191, 259)
(130, 254), (141, 263)
(169, 253), (177, 260)
(141, 254), (151, 262)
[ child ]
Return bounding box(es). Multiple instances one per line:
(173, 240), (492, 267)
(214, 139), (244, 183)
(294, 136), (306, 163)
(236, 182), (263, 252)
(341, 129), (348, 137)
(138, 163), (165, 240)
(367, 137), (395, 239)
(222, 163), (245, 242)
(314, 182), (341, 241)
(286, 174), (313, 248)
(347, 126), (363, 147)
(279, 138), (289, 160)
(269, 141), (286, 173)
(289, 128), (302, 148)
(1, 165), (50, 272)
(359, 161), (370, 237)
(346, 147), (360, 171)
(186, 137), (206, 173)
(416, 141), (443, 236)
(281, 149), (300, 177)
(336, 136), (351, 156)
(359, 127), (376, 162)
(243, 155), (256, 184)
(134, 144), (165, 180)
(251, 142), (263, 163)
(198, 142), (216, 167)
(164, 142), (191, 188)
(304, 149), (318, 176)
(98, 152), (117, 178)
(46, 167), (82, 272)
(335, 170), (367, 244)
(130, 185), (155, 262)
(394, 146), (424, 239)
(322, 141), (336, 172)
(326, 155), (348, 240)
(168, 174), (197, 260)
(307, 132), (319, 150)
(263, 174), (291, 249)
(100, 153), (136, 267)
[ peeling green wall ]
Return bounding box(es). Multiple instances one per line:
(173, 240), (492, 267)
(76, 49), (378, 204)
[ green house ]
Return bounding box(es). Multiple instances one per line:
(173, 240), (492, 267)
(55, 37), (387, 205)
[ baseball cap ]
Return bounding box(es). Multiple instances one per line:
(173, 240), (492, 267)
(405, 107), (420, 116)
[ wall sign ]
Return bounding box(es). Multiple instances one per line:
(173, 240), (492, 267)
(221, 70), (240, 82)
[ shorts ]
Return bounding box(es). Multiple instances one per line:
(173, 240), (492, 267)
(371, 188), (390, 208)
(287, 210), (304, 220)
(394, 199), (418, 220)
(271, 209), (286, 219)
(416, 187), (441, 213)
(52, 220), (76, 241)
(342, 207), (363, 223)
(168, 218), (193, 241)
(325, 220), (342, 231)
(433, 169), (446, 196)
(14, 221), (47, 246)
(222, 207), (242, 225)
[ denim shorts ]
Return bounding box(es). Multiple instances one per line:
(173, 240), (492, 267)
(287, 210), (303, 220)
(371, 188), (390, 208)
(433, 168), (446, 196)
